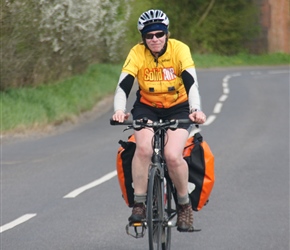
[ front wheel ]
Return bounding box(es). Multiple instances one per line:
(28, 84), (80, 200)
(162, 178), (174, 250)
(147, 167), (163, 250)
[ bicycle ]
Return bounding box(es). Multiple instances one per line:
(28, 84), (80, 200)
(111, 117), (198, 250)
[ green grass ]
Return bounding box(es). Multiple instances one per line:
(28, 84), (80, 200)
(193, 52), (290, 68)
(1, 53), (289, 133)
(1, 63), (122, 132)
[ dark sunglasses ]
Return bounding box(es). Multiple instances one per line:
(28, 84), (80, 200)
(144, 31), (166, 40)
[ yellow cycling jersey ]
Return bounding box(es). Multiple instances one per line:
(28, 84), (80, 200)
(122, 39), (195, 108)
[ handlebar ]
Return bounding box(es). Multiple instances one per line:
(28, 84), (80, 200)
(110, 118), (197, 130)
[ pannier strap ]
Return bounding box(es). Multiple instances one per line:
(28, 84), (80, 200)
(118, 140), (128, 148)
(193, 132), (203, 144)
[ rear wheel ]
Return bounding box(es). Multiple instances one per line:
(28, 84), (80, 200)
(147, 166), (163, 250)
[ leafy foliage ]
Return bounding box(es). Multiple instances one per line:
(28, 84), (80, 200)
(148, 0), (260, 55)
(1, 0), (261, 90)
(1, 0), (131, 90)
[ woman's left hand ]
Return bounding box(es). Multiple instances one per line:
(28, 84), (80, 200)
(189, 110), (206, 124)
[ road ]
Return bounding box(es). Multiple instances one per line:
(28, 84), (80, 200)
(1, 66), (289, 250)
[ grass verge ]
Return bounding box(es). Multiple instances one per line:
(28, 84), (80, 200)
(1, 63), (122, 133)
(1, 53), (289, 133)
(193, 52), (290, 68)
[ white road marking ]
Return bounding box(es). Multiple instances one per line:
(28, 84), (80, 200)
(268, 70), (289, 74)
(203, 115), (216, 126)
(231, 73), (241, 77)
(223, 75), (231, 82)
(223, 87), (230, 94)
(219, 94), (228, 102)
(213, 102), (223, 114)
(63, 170), (117, 198)
(0, 214), (36, 233)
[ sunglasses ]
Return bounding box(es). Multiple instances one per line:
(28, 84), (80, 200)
(144, 31), (166, 40)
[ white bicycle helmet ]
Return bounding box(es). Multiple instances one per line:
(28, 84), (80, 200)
(138, 9), (169, 35)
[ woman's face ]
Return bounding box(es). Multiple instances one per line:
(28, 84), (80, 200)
(144, 30), (167, 54)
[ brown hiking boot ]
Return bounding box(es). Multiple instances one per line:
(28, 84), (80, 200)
(176, 203), (194, 232)
(128, 203), (146, 224)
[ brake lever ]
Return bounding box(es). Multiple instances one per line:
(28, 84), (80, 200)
(168, 119), (178, 130)
(133, 120), (144, 131)
(123, 125), (133, 132)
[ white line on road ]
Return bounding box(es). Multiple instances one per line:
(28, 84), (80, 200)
(63, 170), (117, 198)
(223, 75), (231, 82)
(0, 214), (37, 233)
(223, 87), (230, 94)
(213, 102), (223, 114)
(268, 70), (289, 74)
(219, 94), (228, 102)
(203, 115), (216, 126)
(230, 73), (241, 77)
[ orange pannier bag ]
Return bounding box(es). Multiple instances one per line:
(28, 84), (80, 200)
(116, 132), (215, 211)
(116, 135), (136, 207)
(183, 132), (215, 211)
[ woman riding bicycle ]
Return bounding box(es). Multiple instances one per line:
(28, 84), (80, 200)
(112, 9), (206, 232)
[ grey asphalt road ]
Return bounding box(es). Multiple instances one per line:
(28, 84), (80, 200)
(1, 66), (289, 250)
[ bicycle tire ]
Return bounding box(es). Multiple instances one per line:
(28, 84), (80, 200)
(147, 166), (163, 250)
(162, 178), (174, 250)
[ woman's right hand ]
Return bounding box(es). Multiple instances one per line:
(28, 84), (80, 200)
(112, 110), (130, 123)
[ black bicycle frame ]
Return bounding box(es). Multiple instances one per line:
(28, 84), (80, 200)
(151, 125), (177, 208)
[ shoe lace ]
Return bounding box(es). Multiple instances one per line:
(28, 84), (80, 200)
(178, 204), (193, 223)
(133, 203), (145, 215)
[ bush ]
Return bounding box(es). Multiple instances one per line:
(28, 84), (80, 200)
(1, 0), (131, 90)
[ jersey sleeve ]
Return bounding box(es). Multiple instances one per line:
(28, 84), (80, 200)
(176, 42), (201, 111)
(185, 67), (201, 111)
(114, 72), (134, 112)
(113, 46), (141, 112)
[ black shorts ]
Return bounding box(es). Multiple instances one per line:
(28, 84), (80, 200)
(131, 101), (191, 130)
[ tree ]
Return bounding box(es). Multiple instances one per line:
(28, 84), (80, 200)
(146, 0), (259, 54)
(1, 0), (132, 90)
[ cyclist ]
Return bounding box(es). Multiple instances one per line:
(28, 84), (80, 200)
(112, 9), (206, 232)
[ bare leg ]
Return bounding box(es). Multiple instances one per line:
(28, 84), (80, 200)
(164, 128), (189, 197)
(132, 128), (153, 195)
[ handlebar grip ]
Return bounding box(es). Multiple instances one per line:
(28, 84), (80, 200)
(177, 119), (199, 128)
(110, 119), (132, 125)
(110, 119), (119, 125)
(177, 119), (194, 124)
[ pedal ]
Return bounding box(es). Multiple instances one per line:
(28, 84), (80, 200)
(177, 226), (202, 233)
(125, 221), (147, 238)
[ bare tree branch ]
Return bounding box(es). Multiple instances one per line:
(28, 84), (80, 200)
(195, 0), (216, 27)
